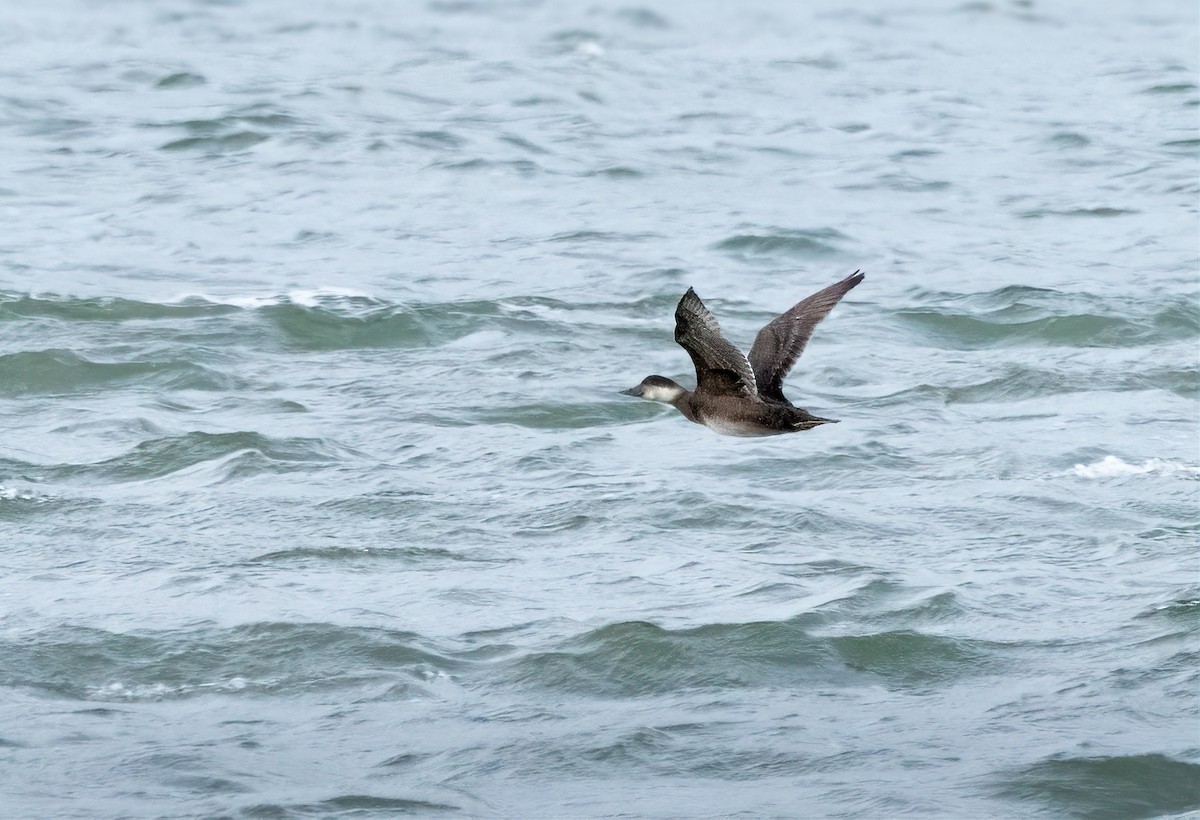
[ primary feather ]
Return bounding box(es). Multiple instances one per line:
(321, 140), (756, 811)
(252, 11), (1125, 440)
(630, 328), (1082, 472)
(673, 288), (759, 399)
(747, 270), (864, 405)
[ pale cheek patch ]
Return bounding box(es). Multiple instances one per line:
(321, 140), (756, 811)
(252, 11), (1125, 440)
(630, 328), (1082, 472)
(643, 385), (683, 403)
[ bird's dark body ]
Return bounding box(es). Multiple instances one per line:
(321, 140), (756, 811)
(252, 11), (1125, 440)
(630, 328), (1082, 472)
(621, 272), (864, 436)
(677, 393), (829, 436)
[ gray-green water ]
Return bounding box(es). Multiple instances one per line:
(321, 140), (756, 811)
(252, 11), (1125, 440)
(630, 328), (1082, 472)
(2, 1), (1198, 817)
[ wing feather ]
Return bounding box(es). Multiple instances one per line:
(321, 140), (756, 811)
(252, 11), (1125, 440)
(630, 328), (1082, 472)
(674, 288), (758, 399)
(748, 271), (864, 405)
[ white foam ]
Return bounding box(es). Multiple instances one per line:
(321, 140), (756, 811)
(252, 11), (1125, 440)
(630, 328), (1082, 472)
(170, 287), (376, 309)
(91, 681), (176, 700)
(89, 676), (254, 700)
(0, 484), (51, 503)
(1071, 455), (1200, 479)
(287, 287), (374, 308)
(205, 293), (279, 309)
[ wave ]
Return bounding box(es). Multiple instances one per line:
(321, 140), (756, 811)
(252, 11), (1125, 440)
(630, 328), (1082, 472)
(0, 484), (54, 503)
(712, 226), (849, 261)
(144, 103), (306, 154)
(247, 544), (509, 565)
(861, 361), (1198, 406)
(995, 753), (1200, 818)
(180, 287), (377, 310)
(0, 349), (239, 395)
(509, 616), (1000, 697)
(244, 796), (461, 815)
(3, 603), (1004, 704)
(0, 293), (237, 322)
(1072, 455), (1200, 479)
(3, 431), (353, 485)
(896, 306), (1196, 349)
(895, 286), (1198, 349)
(0, 290), (582, 354)
(0, 622), (459, 702)
(0, 289), (378, 316)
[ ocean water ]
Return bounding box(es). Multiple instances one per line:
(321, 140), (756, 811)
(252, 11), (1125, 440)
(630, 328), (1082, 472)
(1, 0), (1198, 817)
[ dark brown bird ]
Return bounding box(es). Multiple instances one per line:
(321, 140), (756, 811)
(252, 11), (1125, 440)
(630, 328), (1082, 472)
(621, 271), (864, 436)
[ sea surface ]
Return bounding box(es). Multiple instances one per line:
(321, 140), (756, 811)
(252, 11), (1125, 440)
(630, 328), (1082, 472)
(1, 0), (1198, 817)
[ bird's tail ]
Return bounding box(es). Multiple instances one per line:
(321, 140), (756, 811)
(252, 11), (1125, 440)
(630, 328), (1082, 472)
(790, 409), (837, 430)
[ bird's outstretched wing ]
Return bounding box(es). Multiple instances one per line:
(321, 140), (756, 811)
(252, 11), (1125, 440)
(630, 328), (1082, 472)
(674, 288), (758, 399)
(748, 271), (864, 405)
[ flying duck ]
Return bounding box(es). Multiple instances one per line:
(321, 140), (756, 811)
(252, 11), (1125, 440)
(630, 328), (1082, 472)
(621, 271), (864, 436)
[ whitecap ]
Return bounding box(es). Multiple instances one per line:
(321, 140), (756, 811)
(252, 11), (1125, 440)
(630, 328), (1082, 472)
(0, 484), (52, 503)
(166, 287), (377, 309)
(1071, 455), (1200, 478)
(90, 681), (176, 701)
(285, 287), (375, 307)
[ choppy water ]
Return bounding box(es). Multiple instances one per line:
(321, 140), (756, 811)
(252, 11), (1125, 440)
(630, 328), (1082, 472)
(2, 0), (1198, 817)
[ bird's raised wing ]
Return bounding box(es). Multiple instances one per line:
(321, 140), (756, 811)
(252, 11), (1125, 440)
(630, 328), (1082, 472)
(674, 288), (758, 399)
(748, 271), (864, 405)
